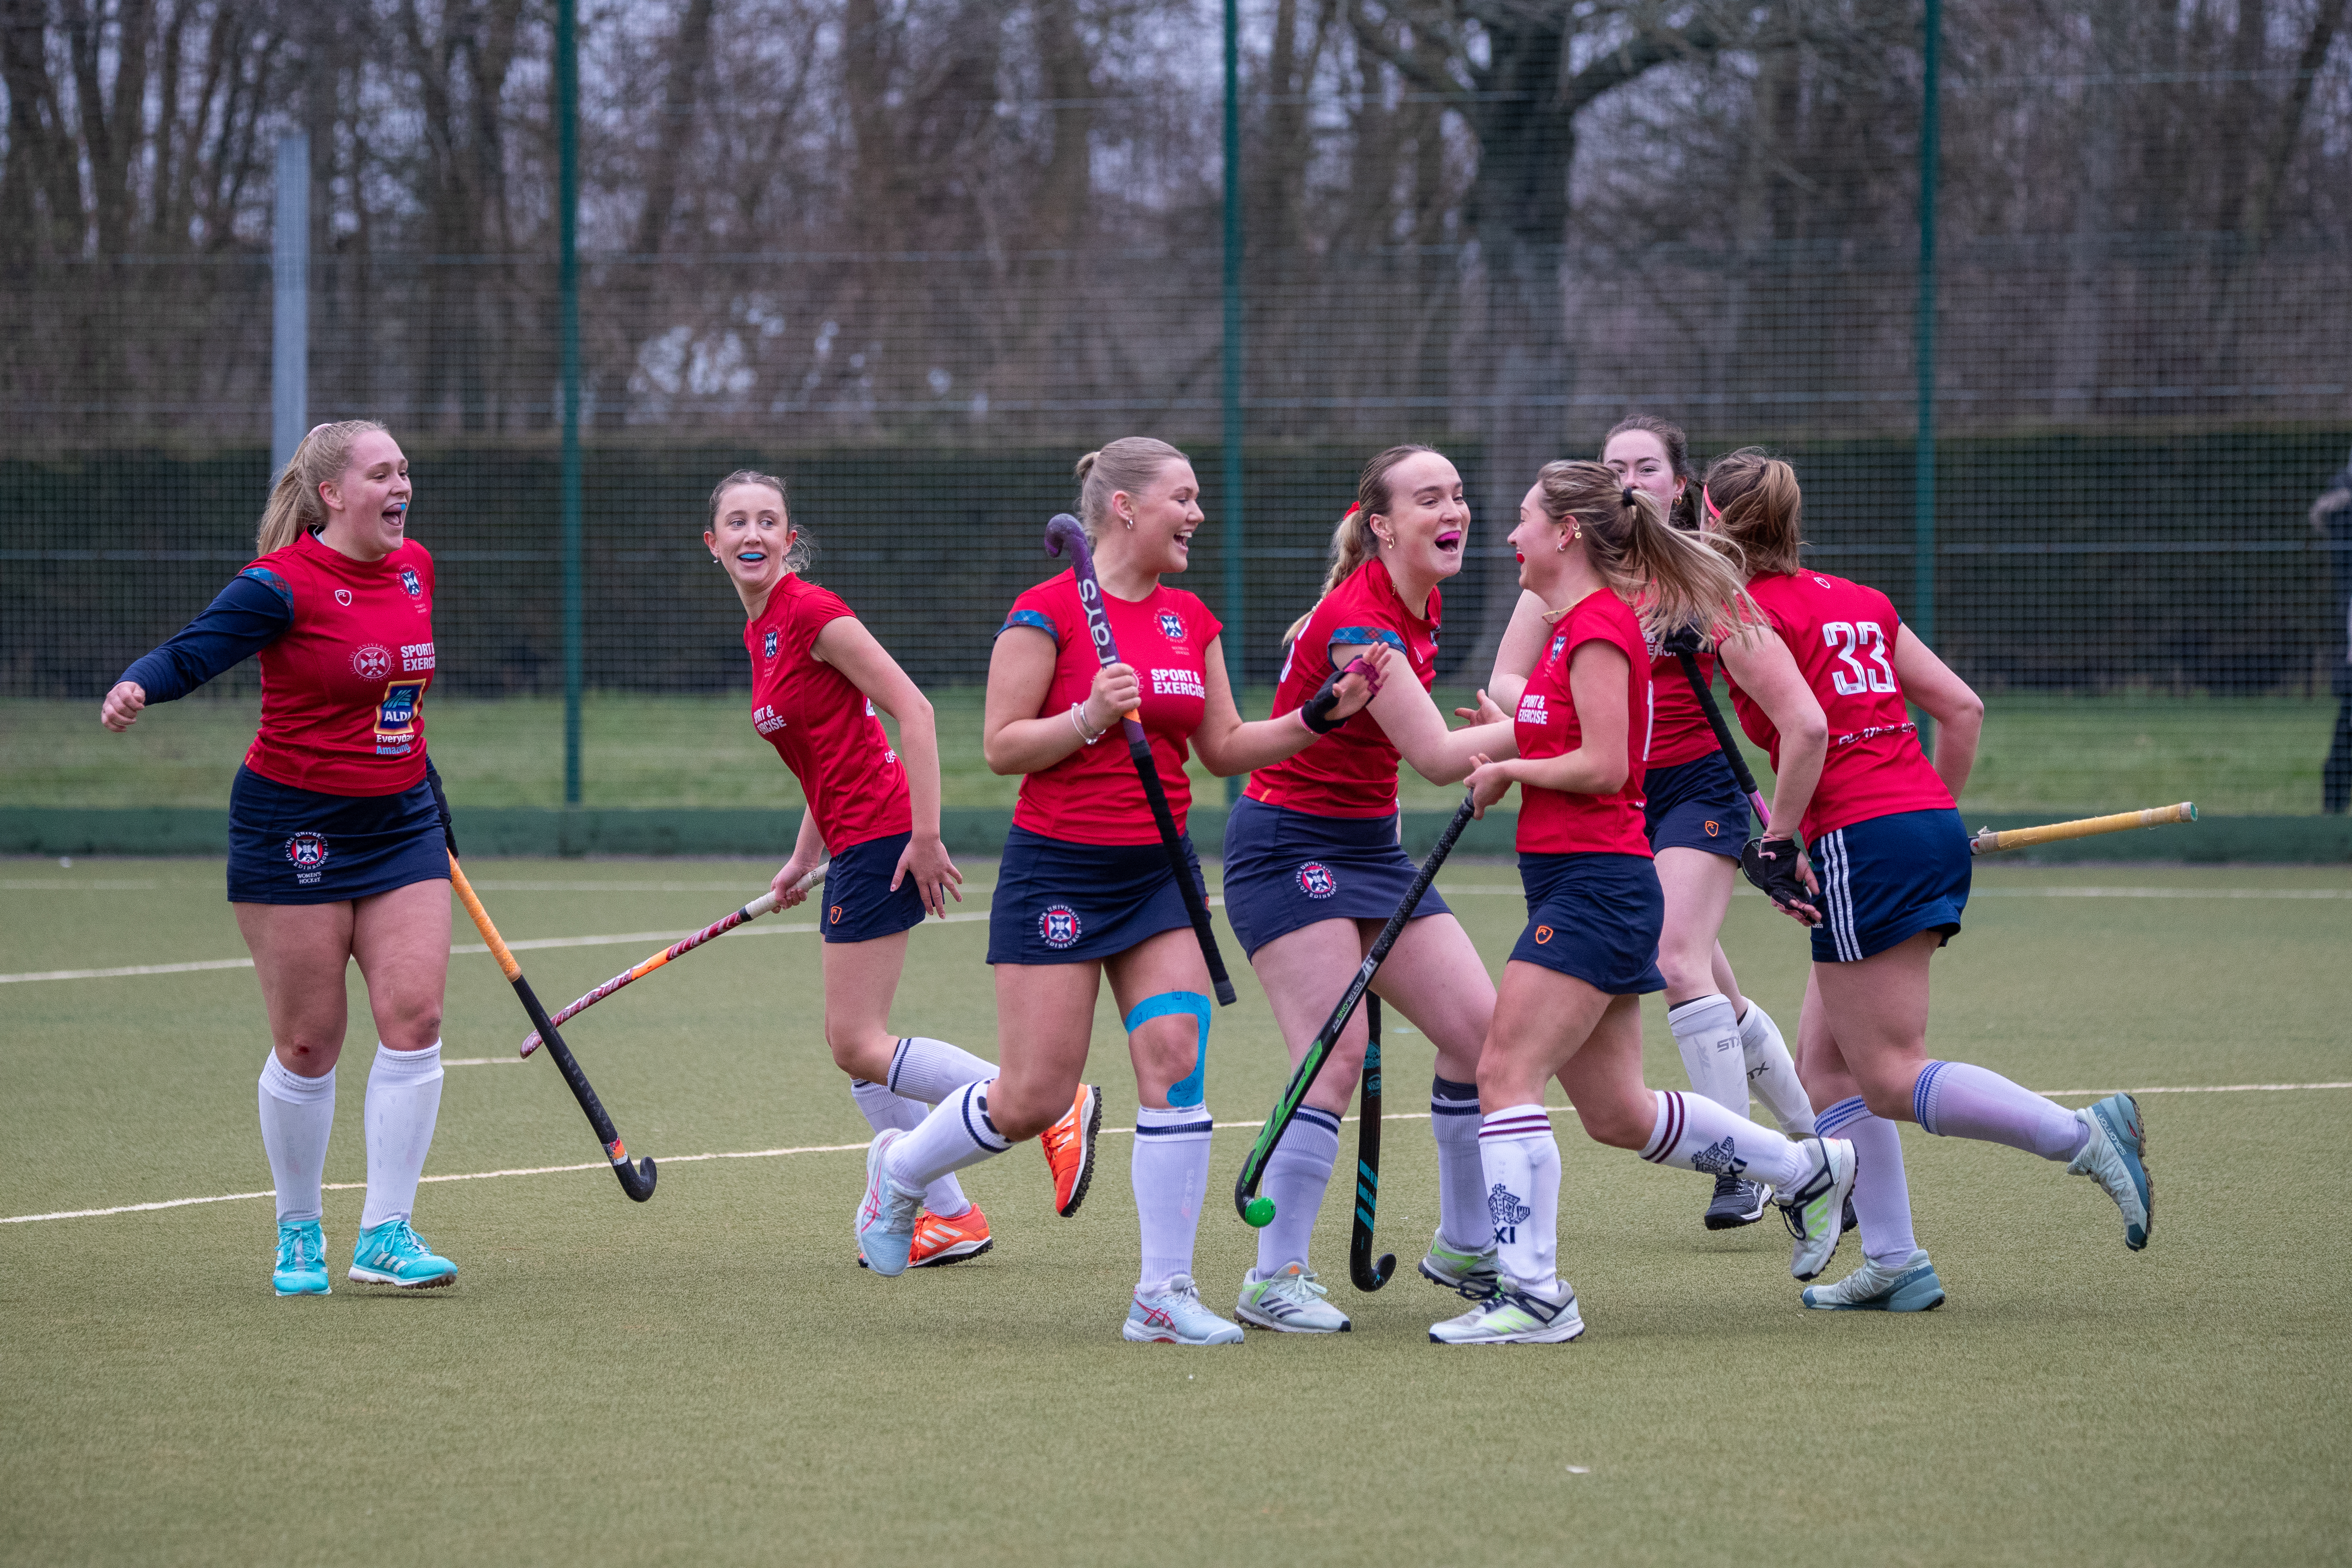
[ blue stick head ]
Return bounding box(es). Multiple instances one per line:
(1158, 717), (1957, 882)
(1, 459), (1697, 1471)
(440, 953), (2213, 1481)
(1044, 512), (1087, 560)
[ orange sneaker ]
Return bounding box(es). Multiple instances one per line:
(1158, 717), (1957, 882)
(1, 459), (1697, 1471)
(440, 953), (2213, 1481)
(1041, 1084), (1103, 1218)
(910, 1203), (994, 1267)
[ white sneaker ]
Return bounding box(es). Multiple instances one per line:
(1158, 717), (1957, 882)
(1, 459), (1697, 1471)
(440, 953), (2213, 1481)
(1124, 1274), (1245, 1345)
(854, 1129), (924, 1277)
(2067, 1093), (2153, 1251)
(1236, 1261), (1351, 1333)
(1428, 1276), (1585, 1344)
(1776, 1135), (1858, 1282)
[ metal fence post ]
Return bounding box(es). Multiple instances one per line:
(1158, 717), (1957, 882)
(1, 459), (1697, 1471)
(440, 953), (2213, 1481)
(558, 0), (584, 812)
(270, 132), (309, 477)
(1221, 0), (1245, 805)
(1914, 0), (1941, 751)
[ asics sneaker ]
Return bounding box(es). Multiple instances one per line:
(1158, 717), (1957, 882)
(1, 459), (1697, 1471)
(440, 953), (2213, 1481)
(1777, 1136), (1859, 1282)
(1703, 1172), (1770, 1231)
(910, 1203), (994, 1267)
(1236, 1261), (1351, 1333)
(347, 1218), (456, 1289)
(2068, 1093), (2153, 1250)
(1041, 1084), (1103, 1218)
(1802, 1249), (1946, 1312)
(855, 1128), (925, 1277)
(1417, 1228), (1501, 1300)
(1123, 1274), (1244, 1345)
(1428, 1277), (1586, 1345)
(273, 1219), (330, 1297)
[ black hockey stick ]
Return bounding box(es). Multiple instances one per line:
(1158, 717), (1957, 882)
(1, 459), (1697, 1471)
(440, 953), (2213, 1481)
(1665, 631), (1772, 828)
(449, 854), (656, 1202)
(1349, 993), (1397, 1291)
(1235, 789), (1476, 1225)
(1043, 512), (1237, 1006)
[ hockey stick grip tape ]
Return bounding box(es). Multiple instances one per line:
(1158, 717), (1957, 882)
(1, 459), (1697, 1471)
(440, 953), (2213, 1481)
(448, 855), (522, 982)
(1969, 802), (2196, 854)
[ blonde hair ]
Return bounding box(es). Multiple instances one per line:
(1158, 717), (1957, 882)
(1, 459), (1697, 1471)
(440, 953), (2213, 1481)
(1530, 459), (1755, 639)
(708, 469), (816, 574)
(1699, 447), (1803, 576)
(257, 420), (390, 554)
(1282, 444), (1439, 644)
(1073, 437), (1188, 544)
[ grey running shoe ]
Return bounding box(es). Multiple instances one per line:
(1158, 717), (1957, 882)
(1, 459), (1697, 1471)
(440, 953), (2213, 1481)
(1703, 1172), (1769, 1230)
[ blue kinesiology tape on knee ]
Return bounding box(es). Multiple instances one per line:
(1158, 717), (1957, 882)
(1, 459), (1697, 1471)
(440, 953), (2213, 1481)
(1124, 991), (1212, 1108)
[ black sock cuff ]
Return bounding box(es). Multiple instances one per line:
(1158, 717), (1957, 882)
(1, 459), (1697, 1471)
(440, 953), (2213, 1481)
(1431, 1074), (1478, 1102)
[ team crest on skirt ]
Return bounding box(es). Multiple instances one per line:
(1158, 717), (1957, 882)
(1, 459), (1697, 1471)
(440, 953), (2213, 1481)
(1039, 905), (1081, 949)
(763, 629), (779, 661)
(1295, 861), (1337, 899)
(1704, 820), (1721, 837)
(829, 903), (844, 925)
(1533, 925), (1554, 944)
(1157, 610), (1186, 642)
(351, 644), (392, 680)
(400, 567), (422, 597)
(285, 832), (329, 886)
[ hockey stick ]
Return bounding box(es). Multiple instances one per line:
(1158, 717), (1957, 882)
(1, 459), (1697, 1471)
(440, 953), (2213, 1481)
(1235, 789), (1476, 1225)
(1970, 802), (2196, 855)
(448, 854), (656, 1202)
(1349, 993), (1397, 1292)
(1042, 512), (1237, 1006)
(519, 862), (829, 1058)
(1671, 641), (1772, 829)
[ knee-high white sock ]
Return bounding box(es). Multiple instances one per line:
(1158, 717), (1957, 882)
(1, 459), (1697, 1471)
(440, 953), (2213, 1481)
(360, 1041), (442, 1229)
(1256, 1107), (1339, 1274)
(885, 1081), (1011, 1191)
(1668, 993), (1748, 1114)
(1638, 1090), (1812, 1191)
(258, 1054), (335, 1224)
(850, 1080), (971, 1219)
(1914, 1060), (2088, 1160)
(1819, 1095), (1916, 1268)
(1133, 1103), (1214, 1291)
(1429, 1075), (1489, 1254)
(885, 1037), (998, 1105)
(1478, 1106), (1560, 1291)
(1738, 1002), (1816, 1136)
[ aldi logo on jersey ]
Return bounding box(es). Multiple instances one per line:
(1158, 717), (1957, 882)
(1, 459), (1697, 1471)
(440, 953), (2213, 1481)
(400, 567), (422, 598)
(1157, 610), (1186, 643)
(1295, 862), (1337, 900)
(284, 832), (329, 886)
(763, 629), (779, 662)
(374, 679), (425, 755)
(1039, 905), (1081, 949)
(351, 644), (392, 681)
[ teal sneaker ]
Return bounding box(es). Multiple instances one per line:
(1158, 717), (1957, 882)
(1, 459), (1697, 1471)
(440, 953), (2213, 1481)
(1417, 1228), (1501, 1301)
(1803, 1249), (1946, 1312)
(1124, 1275), (1244, 1345)
(1428, 1276), (1585, 1344)
(348, 1218), (457, 1288)
(273, 1219), (330, 1297)
(2069, 1093), (2152, 1250)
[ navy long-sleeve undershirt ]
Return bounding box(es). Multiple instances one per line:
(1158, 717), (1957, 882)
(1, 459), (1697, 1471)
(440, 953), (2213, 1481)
(118, 572), (293, 704)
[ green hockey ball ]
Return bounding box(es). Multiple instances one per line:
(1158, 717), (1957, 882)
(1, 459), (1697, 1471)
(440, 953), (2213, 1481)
(1243, 1196), (1277, 1228)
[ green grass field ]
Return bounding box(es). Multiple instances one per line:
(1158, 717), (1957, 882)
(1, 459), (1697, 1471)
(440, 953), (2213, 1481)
(4, 689), (2339, 815)
(3, 857), (2349, 1564)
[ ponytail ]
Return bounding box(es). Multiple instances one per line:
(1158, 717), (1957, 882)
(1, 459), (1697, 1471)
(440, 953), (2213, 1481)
(1700, 447), (1804, 576)
(1531, 461), (1755, 640)
(257, 420), (389, 554)
(1282, 444), (1440, 645)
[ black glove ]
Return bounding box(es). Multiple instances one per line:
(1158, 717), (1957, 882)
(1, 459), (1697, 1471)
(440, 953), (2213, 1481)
(1740, 835), (1818, 921)
(1658, 622), (1706, 658)
(1300, 655), (1380, 735)
(424, 759), (459, 857)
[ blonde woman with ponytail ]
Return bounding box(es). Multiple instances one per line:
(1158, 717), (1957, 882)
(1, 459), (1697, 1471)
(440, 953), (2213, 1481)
(1219, 445), (1520, 1332)
(99, 421), (464, 1298)
(1429, 462), (1861, 1344)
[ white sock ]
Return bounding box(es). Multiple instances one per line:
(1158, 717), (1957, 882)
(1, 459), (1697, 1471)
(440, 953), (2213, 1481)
(1133, 1103), (1214, 1292)
(1477, 1106), (1559, 1291)
(1255, 1107), (1339, 1275)
(1638, 1089), (1811, 1191)
(1738, 1002), (1816, 1136)
(885, 1037), (998, 1105)
(885, 1081), (1011, 1191)
(359, 1041), (443, 1229)
(1819, 1095), (1917, 1268)
(1914, 1060), (2089, 1160)
(851, 1080), (971, 1219)
(1429, 1074), (1489, 1254)
(258, 1054), (335, 1224)
(1668, 993), (1747, 1115)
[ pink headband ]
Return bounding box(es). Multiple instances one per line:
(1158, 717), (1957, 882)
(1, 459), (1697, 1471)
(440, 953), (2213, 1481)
(1701, 485), (1724, 521)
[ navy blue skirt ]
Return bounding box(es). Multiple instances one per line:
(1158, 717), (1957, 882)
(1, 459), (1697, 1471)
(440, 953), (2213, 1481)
(1643, 752), (1749, 861)
(1220, 796), (1452, 959)
(819, 831), (929, 944)
(1508, 851), (1666, 995)
(227, 766), (446, 906)
(987, 825), (1209, 965)
(1808, 808), (1970, 963)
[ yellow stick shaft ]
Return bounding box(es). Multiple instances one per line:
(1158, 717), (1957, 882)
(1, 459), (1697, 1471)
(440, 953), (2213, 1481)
(1970, 802), (2196, 854)
(446, 854), (523, 980)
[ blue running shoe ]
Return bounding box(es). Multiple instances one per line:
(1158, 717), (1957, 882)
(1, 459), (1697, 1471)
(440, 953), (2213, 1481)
(2068, 1093), (2152, 1250)
(1803, 1249), (1945, 1312)
(273, 1219), (330, 1297)
(855, 1129), (925, 1277)
(348, 1218), (457, 1288)
(1124, 1275), (1244, 1344)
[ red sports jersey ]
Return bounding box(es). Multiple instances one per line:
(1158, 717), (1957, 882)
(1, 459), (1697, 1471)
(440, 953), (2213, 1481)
(1513, 590), (1654, 857)
(1003, 570), (1221, 846)
(1645, 641), (1722, 768)
(1247, 557), (1439, 817)
(1728, 570), (1952, 840)
(746, 576), (912, 852)
(240, 530), (437, 796)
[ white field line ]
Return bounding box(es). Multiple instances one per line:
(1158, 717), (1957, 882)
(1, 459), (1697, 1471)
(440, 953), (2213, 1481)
(8, 1083), (2347, 1228)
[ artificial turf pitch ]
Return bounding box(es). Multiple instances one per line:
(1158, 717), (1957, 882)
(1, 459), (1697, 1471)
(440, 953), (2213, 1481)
(3, 858), (2347, 1565)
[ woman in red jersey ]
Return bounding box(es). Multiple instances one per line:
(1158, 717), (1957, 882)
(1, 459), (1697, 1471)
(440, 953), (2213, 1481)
(101, 421), (461, 1297)
(1485, 416), (1828, 1232)
(707, 469), (1047, 1268)
(854, 437), (1385, 1344)
(1428, 461), (1859, 1346)
(1220, 445), (1519, 1333)
(1703, 450), (2154, 1314)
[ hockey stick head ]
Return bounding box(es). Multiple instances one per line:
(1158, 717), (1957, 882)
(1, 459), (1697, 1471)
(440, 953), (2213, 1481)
(1351, 1248), (1396, 1292)
(611, 1147), (657, 1201)
(1044, 511), (1089, 564)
